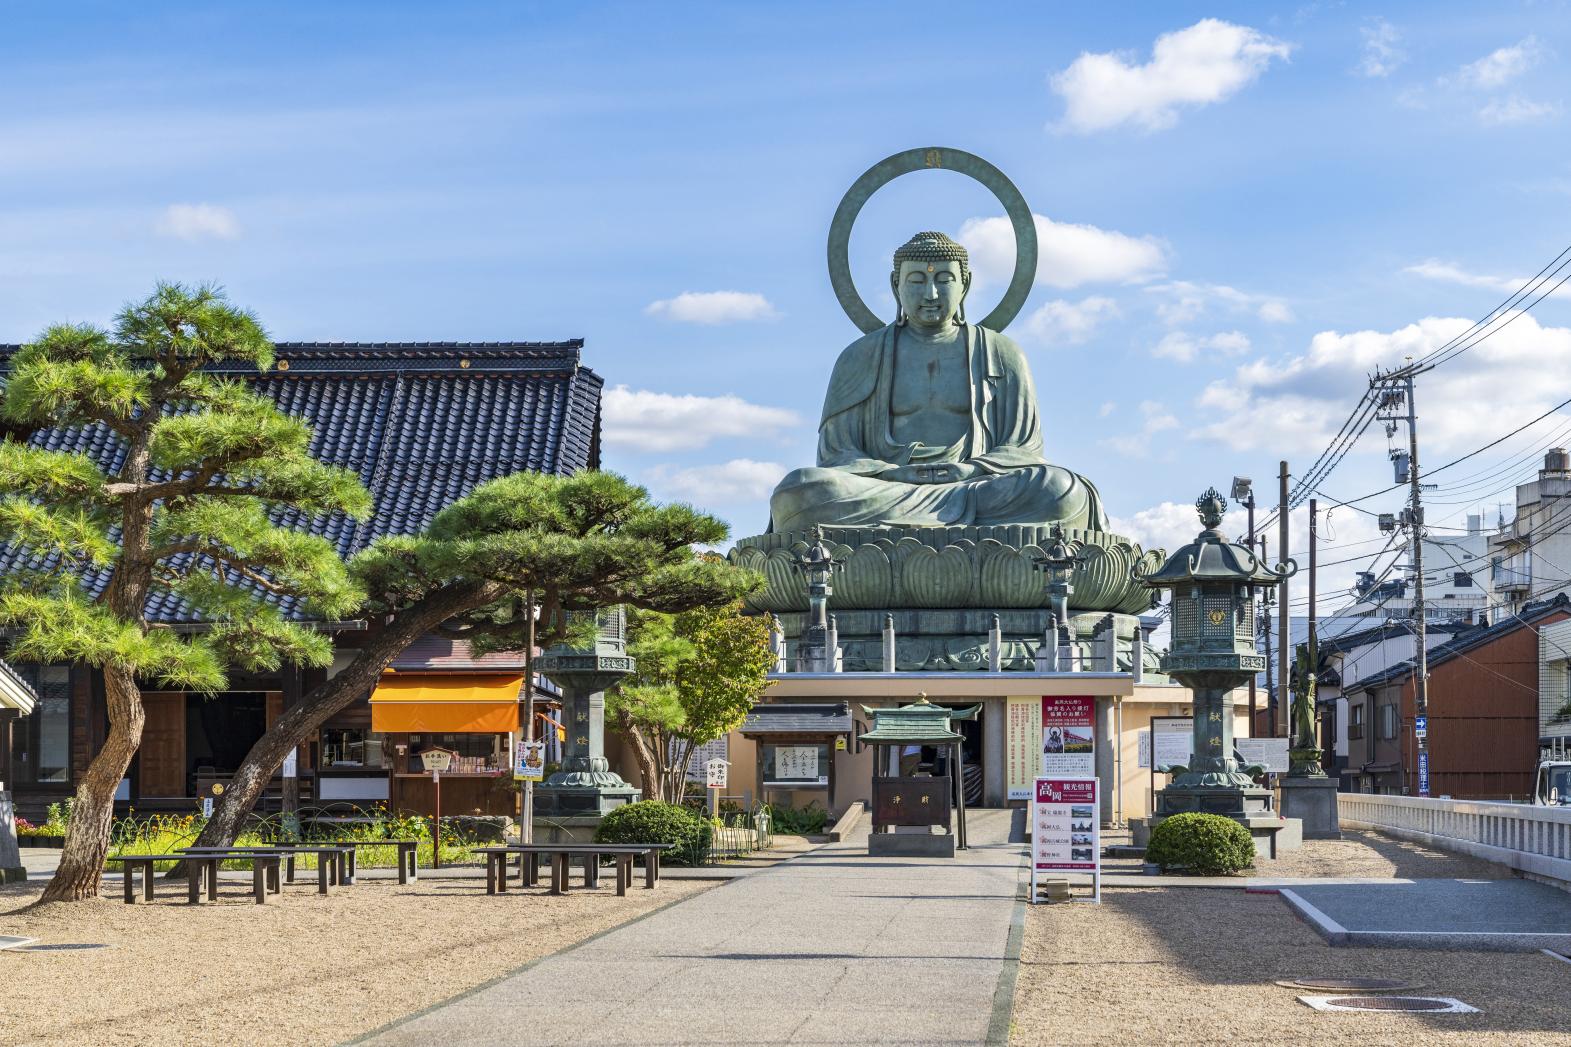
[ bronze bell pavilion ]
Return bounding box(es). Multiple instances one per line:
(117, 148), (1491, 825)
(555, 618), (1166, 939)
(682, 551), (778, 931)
(1133, 488), (1295, 851)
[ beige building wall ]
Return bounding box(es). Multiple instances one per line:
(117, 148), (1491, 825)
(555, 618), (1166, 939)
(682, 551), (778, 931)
(711, 682), (1249, 824)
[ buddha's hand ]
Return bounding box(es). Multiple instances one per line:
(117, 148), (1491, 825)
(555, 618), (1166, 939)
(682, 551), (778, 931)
(882, 462), (980, 484)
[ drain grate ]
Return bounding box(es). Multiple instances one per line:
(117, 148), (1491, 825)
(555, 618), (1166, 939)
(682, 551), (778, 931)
(1277, 978), (1417, 992)
(1299, 995), (1479, 1014)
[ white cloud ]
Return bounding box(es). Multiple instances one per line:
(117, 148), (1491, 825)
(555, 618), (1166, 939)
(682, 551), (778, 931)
(958, 214), (1167, 290)
(1153, 330), (1251, 363)
(601, 385), (801, 452)
(1098, 401), (1117, 418)
(644, 291), (778, 325)
(1146, 280), (1292, 326)
(1109, 500), (1204, 556)
(1050, 19), (1293, 133)
(1458, 36), (1544, 89)
(1192, 313), (1571, 456)
(1357, 18), (1405, 78)
(1404, 258), (1569, 298)
(1478, 95), (1559, 125)
(1024, 296), (1119, 344)
(1105, 400), (1179, 456)
(1257, 300), (1296, 324)
(646, 458), (786, 504)
(155, 203), (240, 240)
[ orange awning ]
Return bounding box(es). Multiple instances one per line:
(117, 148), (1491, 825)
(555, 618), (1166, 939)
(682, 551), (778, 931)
(369, 673), (522, 733)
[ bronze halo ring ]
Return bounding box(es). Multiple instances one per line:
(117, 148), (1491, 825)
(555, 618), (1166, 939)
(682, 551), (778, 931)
(826, 146), (1038, 335)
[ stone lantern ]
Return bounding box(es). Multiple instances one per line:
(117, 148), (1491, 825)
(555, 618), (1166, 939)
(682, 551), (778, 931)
(1133, 488), (1295, 845)
(793, 527), (845, 672)
(534, 606), (640, 825)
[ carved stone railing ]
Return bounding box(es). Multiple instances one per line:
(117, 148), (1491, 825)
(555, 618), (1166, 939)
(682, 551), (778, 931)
(1338, 793), (1571, 886)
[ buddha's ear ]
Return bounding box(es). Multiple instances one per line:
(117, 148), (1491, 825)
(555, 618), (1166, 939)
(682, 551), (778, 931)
(961, 268), (973, 299)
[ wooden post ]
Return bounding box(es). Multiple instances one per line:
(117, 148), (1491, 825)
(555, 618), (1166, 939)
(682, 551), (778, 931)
(432, 769), (441, 870)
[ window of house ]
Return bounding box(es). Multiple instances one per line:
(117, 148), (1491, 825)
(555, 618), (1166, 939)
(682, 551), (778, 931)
(1378, 703), (1398, 740)
(1454, 572), (1473, 587)
(1348, 703), (1365, 740)
(8, 665), (71, 784)
(320, 728), (386, 769)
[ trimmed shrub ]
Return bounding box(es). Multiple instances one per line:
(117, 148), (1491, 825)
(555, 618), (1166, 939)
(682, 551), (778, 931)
(594, 800), (712, 865)
(1145, 812), (1255, 875)
(766, 802), (828, 836)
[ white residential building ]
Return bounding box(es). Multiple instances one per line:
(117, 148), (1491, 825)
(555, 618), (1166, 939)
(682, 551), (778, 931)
(1490, 449), (1571, 618)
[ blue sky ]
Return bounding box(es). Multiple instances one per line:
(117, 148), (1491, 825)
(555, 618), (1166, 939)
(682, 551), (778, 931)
(4, 2), (1570, 609)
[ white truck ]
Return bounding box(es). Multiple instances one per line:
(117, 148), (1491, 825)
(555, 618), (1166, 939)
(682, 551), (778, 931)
(1535, 738), (1570, 806)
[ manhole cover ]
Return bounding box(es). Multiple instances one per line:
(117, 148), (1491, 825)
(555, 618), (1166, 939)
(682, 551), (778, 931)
(1277, 978), (1418, 992)
(15, 943), (111, 951)
(1299, 995), (1479, 1014)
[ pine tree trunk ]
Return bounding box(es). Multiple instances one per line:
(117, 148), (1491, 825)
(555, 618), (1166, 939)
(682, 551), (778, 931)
(38, 663), (143, 902)
(169, 580), (500, 876)
(615, 713), (661, 804)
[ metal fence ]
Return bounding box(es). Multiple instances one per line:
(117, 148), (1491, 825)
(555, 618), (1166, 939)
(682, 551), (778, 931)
(1339, 792), (1571, 885)
(701, 805), (772, 864)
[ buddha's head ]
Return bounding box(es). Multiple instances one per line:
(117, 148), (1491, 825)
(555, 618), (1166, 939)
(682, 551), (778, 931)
(891, 231), (971, 331)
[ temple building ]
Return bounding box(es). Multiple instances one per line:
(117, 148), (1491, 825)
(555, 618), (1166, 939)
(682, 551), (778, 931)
(0, 342), (602, 821)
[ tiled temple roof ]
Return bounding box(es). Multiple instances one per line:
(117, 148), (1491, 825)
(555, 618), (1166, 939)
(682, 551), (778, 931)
(0, 341), (602, 623)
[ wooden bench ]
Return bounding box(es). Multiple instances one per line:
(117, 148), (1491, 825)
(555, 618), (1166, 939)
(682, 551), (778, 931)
(105, 855), (165, 904)
(173, 848), (285, 905)
(319, 839), (420, 885)
(182, 845), (353, 895)
(474, 844), (674, 897)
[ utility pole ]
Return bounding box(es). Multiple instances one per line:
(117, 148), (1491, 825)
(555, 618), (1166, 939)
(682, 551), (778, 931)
(1372, 367), (1432, 796)
(1277, 460), (1290, 737)
(1259, 535), (1273, 740)
(1308, 498), (1319, 764)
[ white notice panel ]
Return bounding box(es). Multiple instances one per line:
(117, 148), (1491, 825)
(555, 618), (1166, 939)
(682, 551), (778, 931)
(775, 745), (819, 780)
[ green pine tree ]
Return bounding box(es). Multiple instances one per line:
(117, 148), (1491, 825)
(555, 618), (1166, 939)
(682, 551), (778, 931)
(185, 469), (760, 855)
(0, 284), (370, 902)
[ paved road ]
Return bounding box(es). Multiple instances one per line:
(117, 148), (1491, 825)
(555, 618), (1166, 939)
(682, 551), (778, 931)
(358, 812), (1026, 1047)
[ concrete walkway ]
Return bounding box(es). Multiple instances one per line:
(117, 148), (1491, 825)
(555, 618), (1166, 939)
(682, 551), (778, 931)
(357, 811), (1026, 1047)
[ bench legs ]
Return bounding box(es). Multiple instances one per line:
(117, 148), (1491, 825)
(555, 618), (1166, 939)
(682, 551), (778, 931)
(550, 853), (569, 895)
(252, 863), (268, 904)
(122, 866), (136, 904)
(616, 855), (630, 897)
(317, 858), (331, 895)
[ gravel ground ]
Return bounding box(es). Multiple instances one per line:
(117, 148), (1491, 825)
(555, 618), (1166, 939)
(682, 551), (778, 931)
(1013, 888), (1571, 1046)
(0, 874), (712, 1047)
(1249, 829), (1514, 880)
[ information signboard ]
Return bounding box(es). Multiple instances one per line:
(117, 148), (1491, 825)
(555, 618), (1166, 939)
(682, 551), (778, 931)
(1005, 695), (1044, 800)
(420, 748), (454, 773)
(1041, 696), (1095, 778)
(775, 745), (819, 781)
(705, 759), (728, 789)
(282, 749), (298, 779)
(1418, 750), (1430, 796)
(1150, 716), (1193, 771)
(1030, 776), (1100, 904)
(1235, 737), (1289, 774)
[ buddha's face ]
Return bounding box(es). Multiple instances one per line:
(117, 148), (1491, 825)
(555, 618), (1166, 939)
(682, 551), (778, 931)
(894, 259), (967, 330)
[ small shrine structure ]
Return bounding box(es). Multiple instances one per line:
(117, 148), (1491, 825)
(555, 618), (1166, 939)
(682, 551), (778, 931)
(860, 697), (975, 856)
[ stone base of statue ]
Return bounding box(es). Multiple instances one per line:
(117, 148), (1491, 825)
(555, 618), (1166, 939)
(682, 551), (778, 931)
(1153, 784), (1300, 859)
(533, 761), (641, 820)
(1277, 774), (1342, 840)
(869, 829), (955, 858)
(729, 525), (1164, 670)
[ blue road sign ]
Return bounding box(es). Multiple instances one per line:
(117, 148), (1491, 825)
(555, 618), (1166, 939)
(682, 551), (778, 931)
(1417, 750), (1430, 796)
(1414, 715), (1428, 732)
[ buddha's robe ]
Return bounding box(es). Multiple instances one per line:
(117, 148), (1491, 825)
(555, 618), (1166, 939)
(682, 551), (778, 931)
(769, 322), (1107, 534)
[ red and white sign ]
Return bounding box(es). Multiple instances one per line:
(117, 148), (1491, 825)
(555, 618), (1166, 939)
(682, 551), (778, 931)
(1031, 776), (1101, 904)
(1041, 696), (1095, 778)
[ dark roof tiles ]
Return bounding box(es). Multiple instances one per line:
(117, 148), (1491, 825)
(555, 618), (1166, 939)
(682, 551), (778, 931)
(0, 342), (602, 623)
